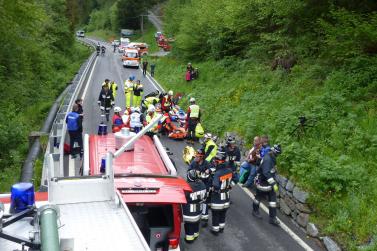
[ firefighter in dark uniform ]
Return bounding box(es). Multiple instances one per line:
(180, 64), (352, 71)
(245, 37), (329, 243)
(252, 144), (282, 226)
(182, 169), (207, 243)
(224, 135), (241, 184)
(210, 149), (233, 235)
(97, 84), (114, 122)
(189, 149), (212, 226)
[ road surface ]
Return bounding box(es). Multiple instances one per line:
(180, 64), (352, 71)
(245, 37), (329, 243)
(78, 38), (323, 251)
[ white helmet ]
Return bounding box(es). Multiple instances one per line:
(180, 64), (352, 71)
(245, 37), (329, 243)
(147, 105), (155, 113)
(130, 107), (135, 113)
(114, 106), (122, 113)
(204, 133), (212, 140)
(134, 107), (141, 113)
(168, 90), (173, 96)
(190, 97), (196, 103)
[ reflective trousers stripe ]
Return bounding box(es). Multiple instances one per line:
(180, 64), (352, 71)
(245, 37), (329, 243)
(257, 184), (272, 191)
(183, 214), (201, 222)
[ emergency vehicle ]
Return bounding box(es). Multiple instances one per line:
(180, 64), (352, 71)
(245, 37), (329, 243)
(127, 42), (149, 56)
(122, 48), (140, 68)
(118, 37), (130, 53)
(85, 119), (191, 251)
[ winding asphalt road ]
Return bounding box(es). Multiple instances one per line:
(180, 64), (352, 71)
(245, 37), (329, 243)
(78, 38), (324, 251)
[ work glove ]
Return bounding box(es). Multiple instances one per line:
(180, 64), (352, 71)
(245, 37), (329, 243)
(273, 184), (279, 193)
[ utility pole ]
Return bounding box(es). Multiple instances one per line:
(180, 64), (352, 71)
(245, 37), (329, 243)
(140, 14), (144, 37)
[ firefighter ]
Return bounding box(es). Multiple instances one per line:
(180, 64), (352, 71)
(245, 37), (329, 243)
(124, 76), (134, 108)
(182, 169), (207, 243)
(109, 81), (118, 98)
(189, 149), (212, 226)
(161, 90), (174, 112)
(141, 95), (160, 113)
(210, 149), (233, 235)
(101, 78), (110, 88)
(144, 105), (159, 136)
(129, 107), (143, 133)
(224, 135), (241, 184)
(97, 84), (114, 122)
(203, 133), (218, 162)
(186, 97), (200, 144)
(133, 80), (143, 108)
(112, 106), (123, 132)
(252, 144), (282, 226)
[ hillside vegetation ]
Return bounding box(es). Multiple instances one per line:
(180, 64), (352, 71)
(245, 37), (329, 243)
(150, 1), (377, 249)
(0, 0), (91, 191)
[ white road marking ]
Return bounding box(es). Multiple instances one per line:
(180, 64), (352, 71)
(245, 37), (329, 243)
(81, 56), (98, 99)
(240, 185), (314, 251)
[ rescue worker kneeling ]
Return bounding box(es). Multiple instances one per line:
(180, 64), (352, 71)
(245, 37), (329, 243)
(112, 106), (124, 133)
(182, 169), (207, 243)
(210, 149), (233, 235)
(143, 105), (160, 136)
(252, 144), (282, 226)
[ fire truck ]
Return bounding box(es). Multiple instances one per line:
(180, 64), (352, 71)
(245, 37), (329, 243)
(84, 115), (191, 251)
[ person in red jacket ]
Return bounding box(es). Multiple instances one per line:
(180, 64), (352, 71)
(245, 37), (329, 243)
(161, 90), (174, 112)
(112, 106), (124, 132)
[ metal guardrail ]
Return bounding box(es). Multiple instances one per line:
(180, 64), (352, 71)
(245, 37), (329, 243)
(40, 39), (98, 190)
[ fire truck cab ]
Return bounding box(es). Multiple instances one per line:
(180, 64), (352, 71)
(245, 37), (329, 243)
(87, 131), (191, 251)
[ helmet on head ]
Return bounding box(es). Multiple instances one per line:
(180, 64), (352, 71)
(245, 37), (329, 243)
(114, 106), (121, 113)
(226, 135), (236, 145)
(134, 107), (141, 113)
(147, 105), (155, 113)
(214, 149), (226, 162)
(105, 79), (110, 82)
(271, 144), (282, 155)
(187, 169), (198, 182)
(204, 133), (212, 141)
(190, 97), (196, 103)
(168, 90), (173, 96)
(130, 107), (135, 113)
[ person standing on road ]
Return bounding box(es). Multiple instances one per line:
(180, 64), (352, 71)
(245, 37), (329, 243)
(150, 62), (155, 77)
(189, 149), (212, 226)
(182, 169), (207, 243)
(203, 133), (218, 163)
(124, 76), (134, 108)
(241, 136), (261, 186)
(66, 104), (83, 158)
(142, 60), (148, 76)
(224, 135), (241, 184)
(109, 81), (118, 98)
(252, 144), (282, 226)
(186, 97), (200, 144)
(210, 149), (233, 235)
(133, 80), (143, 108)
(102, 78), (110, 88)
(97, 84), (114, 122)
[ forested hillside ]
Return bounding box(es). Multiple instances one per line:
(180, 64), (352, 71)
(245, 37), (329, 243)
(153, 1), (377, 249)
(0, 0), (90, 191)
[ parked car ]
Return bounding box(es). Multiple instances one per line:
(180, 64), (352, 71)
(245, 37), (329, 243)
(76, 30), (85, 38)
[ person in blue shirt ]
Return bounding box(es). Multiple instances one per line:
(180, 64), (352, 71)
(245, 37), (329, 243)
(66, 104), (83, 157)
(259, 135), (271, 158)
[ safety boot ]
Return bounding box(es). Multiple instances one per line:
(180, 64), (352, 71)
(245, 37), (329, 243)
(252, 210), (262, 219)
(269, 217), (280, 226)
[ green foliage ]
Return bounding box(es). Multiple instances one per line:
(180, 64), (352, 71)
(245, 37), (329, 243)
(0, 0), (91, 192)
(151, 2), (377, 247)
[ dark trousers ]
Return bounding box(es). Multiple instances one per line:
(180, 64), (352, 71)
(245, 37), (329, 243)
(184, 221), (200, 241)
(151, 70), (154, 77)
(201, 190), (211, 221)
(211, 208), (228, 232)
(253, 189), (277, 218)
(188, 119), (198, 141)
(142, 67), (147, 76)
(68, 130), (82, 155)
